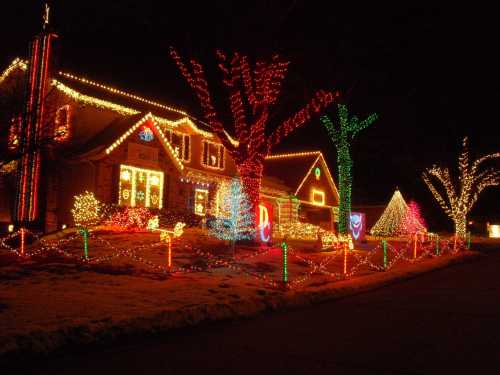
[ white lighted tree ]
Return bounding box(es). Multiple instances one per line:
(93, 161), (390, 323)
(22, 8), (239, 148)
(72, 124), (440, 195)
(422, 137), (500, 238)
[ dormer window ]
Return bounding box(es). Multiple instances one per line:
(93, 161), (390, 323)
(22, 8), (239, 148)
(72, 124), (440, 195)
(54, 105), (70, 142)
(202, 140), (224, 170)
(164, 129), (190, 162)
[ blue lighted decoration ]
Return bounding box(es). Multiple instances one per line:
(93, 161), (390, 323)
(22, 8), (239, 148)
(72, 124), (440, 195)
(139, 126), (154, 142)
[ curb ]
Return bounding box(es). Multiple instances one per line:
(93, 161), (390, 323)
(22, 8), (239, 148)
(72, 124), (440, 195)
(0, 251), (481, 366)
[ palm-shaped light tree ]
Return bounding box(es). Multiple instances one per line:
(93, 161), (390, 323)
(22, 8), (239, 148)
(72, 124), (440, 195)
(422, 137), (500, 238)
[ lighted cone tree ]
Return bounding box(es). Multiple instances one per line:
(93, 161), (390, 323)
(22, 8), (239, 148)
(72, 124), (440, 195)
(170, 48), (338, 235)
(210, 178), (255, 251)
(321, 104), (378, 236)
(370, 189), (408, 237)
(422, 137), (500, 238)
(397, 200), (427, 236)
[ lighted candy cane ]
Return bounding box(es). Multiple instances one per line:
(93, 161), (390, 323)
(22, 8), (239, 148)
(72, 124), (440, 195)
(158, 222), (186, 267)
(20, 228), (26, 256)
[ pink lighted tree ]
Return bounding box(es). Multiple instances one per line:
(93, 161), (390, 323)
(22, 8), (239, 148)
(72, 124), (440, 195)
(397, 200), (427, 236)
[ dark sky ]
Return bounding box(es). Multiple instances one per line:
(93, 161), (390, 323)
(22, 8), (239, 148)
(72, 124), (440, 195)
(1, 1), (498, 231)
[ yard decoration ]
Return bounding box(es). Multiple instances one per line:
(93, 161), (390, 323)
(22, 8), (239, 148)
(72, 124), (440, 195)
(170, 47), (338, 234)
(281, 240), (288, 284)
(209, 178), (255, 253)
(71, 191), (101, 259)
(370, 189), (408, 237)
(397, 200), (427, 236)
(422, 137), (500, 238)
(321, 104), (378, 236)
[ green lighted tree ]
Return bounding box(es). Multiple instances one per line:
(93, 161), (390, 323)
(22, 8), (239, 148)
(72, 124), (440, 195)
(321, 104), (378, 235)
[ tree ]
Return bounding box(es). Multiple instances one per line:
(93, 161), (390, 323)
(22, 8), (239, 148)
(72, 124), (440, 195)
(397, 200), (427, 236)
(169, 48), (338, 233)
(370, 189), (408, 237)
(321, 104), (377, 235)
(209, 178), (255, 251)
(422, 137), (500, 238)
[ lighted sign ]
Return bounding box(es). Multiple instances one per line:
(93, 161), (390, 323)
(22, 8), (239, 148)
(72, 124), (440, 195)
(194, 189), (209, 216)
(139, 126), (154, 142)
(257, 202), (273, 243)
(311, 189), (325, 206)
(487, 223), (500, 238)
(349, 212), (366, 241)
(314, 167), (321, 180)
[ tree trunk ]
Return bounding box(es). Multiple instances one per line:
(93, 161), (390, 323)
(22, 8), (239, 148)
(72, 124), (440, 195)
(337, 143), (352, 236)
(236, 159), (263, 239)
(454, 213), (467, 239)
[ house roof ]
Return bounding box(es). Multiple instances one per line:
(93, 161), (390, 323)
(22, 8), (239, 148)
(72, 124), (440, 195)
(263, 150), (339, 202)
(56, 71), (189, 121)
(263, 151), (324, 192)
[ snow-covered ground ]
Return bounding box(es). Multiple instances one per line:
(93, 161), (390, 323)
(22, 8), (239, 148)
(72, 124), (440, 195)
(0, 228), (479, 358)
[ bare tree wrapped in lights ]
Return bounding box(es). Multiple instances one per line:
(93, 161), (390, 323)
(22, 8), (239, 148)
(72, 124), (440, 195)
(170, 48), (338, 234)
(422, 137), (500, 238)
(321, 104), (378, 236)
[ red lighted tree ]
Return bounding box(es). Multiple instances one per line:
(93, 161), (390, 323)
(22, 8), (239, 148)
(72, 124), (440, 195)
(170, 48), (338, 229)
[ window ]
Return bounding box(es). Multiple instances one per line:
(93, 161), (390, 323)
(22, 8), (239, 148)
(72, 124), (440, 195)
(202, 140), (225, 170)
(194, 189), (209, 216)
(311, 189), (325, 206)
(118, 164), (164, 209)
(8, 116), (21, 150)
(164, 129), (190, 162)
(54, 105), (70, 142)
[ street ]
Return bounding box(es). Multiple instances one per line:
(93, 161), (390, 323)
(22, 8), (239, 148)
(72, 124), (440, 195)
(8, 249), (500, 374)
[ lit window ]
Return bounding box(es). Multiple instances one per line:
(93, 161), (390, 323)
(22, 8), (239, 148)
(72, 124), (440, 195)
(194, 189), (209, 216)
(119, 164), (164, 209)
(54, 105), (71, 142)
(311, 189), (325, 206)
(202, 140), (224, 170)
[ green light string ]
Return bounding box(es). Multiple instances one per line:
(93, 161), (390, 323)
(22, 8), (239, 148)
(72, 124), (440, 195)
(321, 104), (378, 235)
(435, 235), (440, 256)
(466, 231), (471, 249)
(382, 240), (387, 270)
(80, 228), (89, 260)
(281, 240), (288, 283)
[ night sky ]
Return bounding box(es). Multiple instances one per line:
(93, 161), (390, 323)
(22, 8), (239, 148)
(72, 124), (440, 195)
(1, 1), (498, 231)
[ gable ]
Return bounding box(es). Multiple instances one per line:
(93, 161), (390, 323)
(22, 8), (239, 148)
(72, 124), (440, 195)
(295, 154), (339, 207)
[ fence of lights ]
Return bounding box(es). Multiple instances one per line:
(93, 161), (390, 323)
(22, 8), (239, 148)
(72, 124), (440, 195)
(1, 222), (467, 290)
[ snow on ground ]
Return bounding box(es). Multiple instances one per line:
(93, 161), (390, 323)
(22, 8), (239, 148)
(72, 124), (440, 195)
(0, 228), (480, 357)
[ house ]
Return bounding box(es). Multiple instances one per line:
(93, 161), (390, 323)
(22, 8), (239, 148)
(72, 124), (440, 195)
(0, 51), (339, 238)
